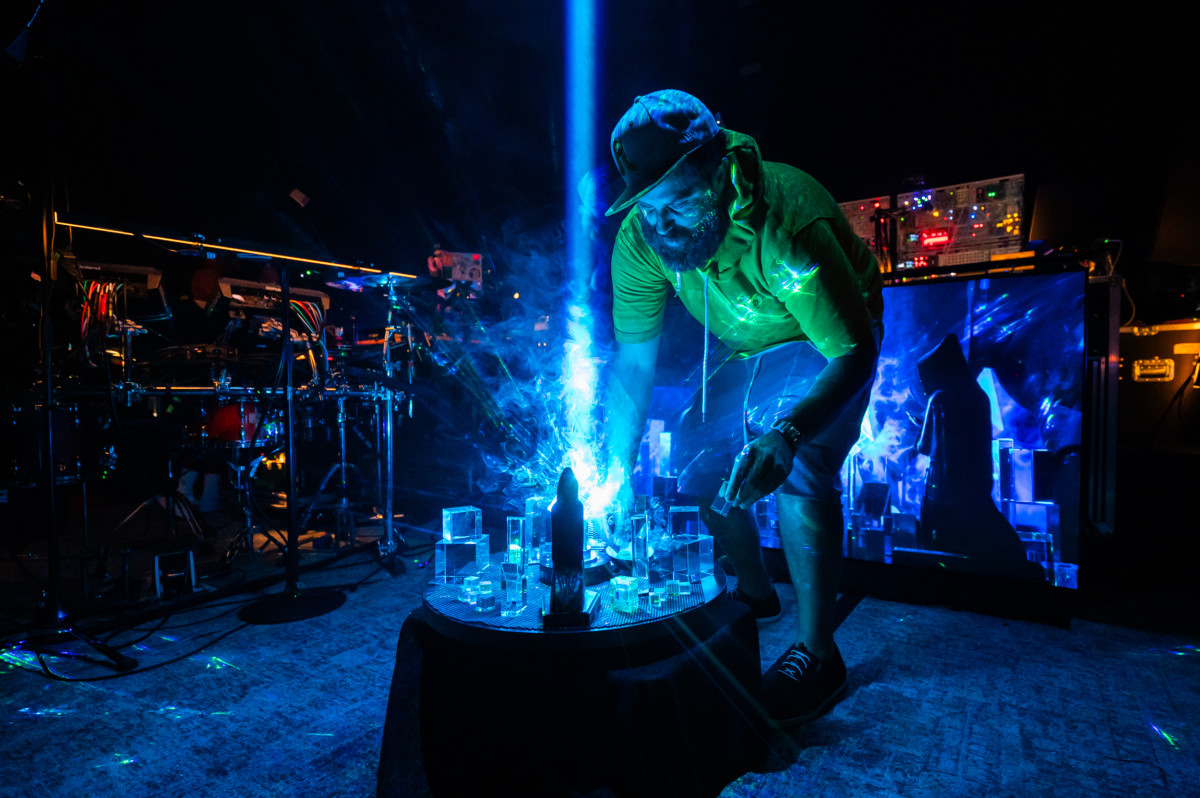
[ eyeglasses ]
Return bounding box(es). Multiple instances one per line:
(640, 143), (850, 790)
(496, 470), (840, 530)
(636, 189), (715, 227)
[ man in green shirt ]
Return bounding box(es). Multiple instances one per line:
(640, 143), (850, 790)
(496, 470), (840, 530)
(604, 90), (883, 725)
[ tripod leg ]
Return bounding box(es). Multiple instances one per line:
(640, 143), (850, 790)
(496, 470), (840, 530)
(68, 629), (138, 672)
(109, 497), (157, 534)
(162, 491), (205, 539)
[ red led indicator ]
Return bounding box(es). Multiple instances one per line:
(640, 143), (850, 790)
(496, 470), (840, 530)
(920, 229), (951, 247)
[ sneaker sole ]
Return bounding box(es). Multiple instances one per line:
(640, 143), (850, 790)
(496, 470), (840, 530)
(771, 676), (848, 727)
(755, 611), (783, 627)
(727, 587), (783, 626)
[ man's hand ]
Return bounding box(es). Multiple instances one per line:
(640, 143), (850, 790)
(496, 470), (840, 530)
(723, 430), (794, 508)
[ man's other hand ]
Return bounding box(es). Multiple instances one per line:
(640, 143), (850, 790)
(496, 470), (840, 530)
(723, 430), (794, 508)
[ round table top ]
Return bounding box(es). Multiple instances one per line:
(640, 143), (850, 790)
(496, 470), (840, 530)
(422, 553), (728, 651)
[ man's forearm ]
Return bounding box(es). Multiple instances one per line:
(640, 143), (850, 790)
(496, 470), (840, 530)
(778, 338), (877, 443)
(605, 366), (653, 476)
(605, 336), (660, 478)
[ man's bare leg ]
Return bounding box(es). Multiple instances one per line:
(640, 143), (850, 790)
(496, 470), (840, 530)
(776, 494), (844, 662)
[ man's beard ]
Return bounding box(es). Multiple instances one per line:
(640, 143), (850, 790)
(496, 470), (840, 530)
(639, 197), (729, 273)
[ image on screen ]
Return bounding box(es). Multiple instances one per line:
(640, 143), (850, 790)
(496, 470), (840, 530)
(839, 270), (1087, 588)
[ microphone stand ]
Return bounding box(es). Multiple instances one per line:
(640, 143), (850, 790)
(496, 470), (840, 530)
(375, 278), (409, 569)
(238, 262), (345, 624)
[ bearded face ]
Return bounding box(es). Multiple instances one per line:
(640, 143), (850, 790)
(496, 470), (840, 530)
(634, 168), (729, 273)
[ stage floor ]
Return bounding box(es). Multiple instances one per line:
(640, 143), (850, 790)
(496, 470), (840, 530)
(1, 513), (1198, 797)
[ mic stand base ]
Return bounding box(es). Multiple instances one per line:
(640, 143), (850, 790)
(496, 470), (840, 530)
(237, 586), (347, 625)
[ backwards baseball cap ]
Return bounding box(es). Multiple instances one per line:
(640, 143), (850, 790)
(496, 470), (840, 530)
(605, 90), (719, 217)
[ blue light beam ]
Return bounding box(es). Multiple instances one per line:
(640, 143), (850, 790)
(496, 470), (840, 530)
(561, 0), (614, 512)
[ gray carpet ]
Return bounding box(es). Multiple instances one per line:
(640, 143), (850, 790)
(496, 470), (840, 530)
(2, 529), (1198, 797)
(746, 584), (1199, 797)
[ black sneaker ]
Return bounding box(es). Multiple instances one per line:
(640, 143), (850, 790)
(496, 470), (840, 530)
(727, 584), (782, 625)
(762, 643), (847, 726)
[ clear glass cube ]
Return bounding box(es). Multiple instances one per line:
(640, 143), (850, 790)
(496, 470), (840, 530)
(668, 505), (702, 538)
(475, 580), (497, 612)
(672, 533), (714, 583)
(442, 506), (482, 542)
(435, 534), (489, 584)
(500, 561), (525, 617)
(611, 575), (639, 613)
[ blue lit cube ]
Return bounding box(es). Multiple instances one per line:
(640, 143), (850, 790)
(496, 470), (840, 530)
(442, 505), (482, 542)
(434, 534), (489, 584)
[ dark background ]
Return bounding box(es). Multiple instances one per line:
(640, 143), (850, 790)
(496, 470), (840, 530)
(2, 1), (1194, 273)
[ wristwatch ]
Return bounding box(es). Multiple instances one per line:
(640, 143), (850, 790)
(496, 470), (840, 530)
(770, 418), (804, 454)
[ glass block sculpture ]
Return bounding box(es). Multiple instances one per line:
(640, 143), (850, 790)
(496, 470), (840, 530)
(506, 516), (526, 568)
(668, 504), (714, 583)
(524, 497), (550, 564)
(632, 513), (650, 594)
(435, 506), (488, 583)
(611, 576), (639, 613)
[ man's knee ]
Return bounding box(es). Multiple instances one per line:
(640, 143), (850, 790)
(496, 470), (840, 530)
(776, 494), (845, 549)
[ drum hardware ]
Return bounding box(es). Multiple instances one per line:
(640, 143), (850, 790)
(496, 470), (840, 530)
(375, 275), (411, 559)
(223, 447), (288, 565)
(50, 216), (424, 623)
(236, 262), (347, 624)
(404, 322), (415, 418)
(202, 400), (283, 449)
(0, 400), (109, 489)
(297, 395), (363, 548)
(114, 320), (148, 392)
(52, 219), (454, 598)
(109, 453), (206, 542)
(318, 266), (429, 560)
(324, 271), (451, 293)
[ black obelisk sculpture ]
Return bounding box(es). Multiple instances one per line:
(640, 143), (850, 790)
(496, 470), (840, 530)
(543, 467), (589, 629)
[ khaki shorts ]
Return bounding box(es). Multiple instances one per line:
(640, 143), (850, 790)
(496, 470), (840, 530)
(675, 325), (880, 505)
